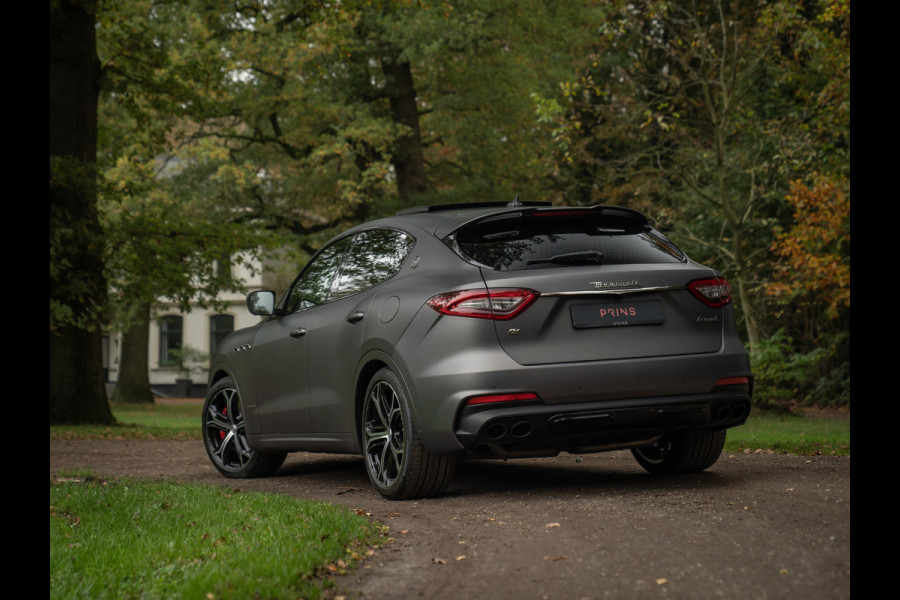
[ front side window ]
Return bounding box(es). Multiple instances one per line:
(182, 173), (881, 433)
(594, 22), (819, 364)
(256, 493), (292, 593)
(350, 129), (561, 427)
(284, 229), (415, 312)
(159, 315), (183, 366)
(285, 236), (352, 313)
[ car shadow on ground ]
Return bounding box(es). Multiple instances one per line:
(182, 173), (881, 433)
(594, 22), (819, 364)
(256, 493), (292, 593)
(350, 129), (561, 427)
(448, 455), (739, 497)
(267, 451), (741, 499)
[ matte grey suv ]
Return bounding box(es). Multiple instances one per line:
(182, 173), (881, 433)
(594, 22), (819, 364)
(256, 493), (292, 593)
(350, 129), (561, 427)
(203, 201), (752, 499)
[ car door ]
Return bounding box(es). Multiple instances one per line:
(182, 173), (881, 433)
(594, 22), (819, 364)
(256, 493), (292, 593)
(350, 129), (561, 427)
(250, 236), (352, 434)
(305, 228), (416, 435)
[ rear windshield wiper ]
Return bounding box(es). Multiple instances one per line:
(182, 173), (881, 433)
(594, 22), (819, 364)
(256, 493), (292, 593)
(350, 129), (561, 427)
(527, 250), (604, 265)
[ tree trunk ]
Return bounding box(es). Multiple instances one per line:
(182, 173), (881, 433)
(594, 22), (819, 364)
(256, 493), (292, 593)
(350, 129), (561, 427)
(381, 55), (428, 200)
(111, 304), (154, 404)
(50, 0), (113, 424)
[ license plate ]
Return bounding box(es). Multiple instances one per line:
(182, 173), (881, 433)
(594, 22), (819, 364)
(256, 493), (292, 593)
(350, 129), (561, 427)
(571, 300), (664, 329)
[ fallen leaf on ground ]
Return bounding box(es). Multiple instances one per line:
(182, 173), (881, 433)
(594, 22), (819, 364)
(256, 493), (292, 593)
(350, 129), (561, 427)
(432, 558), (447, 565)
(546, 522), (561, 528)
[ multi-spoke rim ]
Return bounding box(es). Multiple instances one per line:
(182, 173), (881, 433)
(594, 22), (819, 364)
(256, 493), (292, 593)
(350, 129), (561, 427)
(363, 380), (406, 489)
(635, 438), (673, 464)
(204, 386), (253, 471)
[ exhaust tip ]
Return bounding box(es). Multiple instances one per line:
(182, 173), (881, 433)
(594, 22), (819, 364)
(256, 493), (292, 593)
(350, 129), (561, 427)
(714, 405), (732, 422)
(485, 423), (507, 441)
(510, 421), (534, 439)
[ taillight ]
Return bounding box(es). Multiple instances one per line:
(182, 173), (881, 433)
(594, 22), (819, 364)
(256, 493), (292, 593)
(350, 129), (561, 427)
(687, 277), (732, 307)
(426, 288), (539, 320)
(465, 392), (539, 406)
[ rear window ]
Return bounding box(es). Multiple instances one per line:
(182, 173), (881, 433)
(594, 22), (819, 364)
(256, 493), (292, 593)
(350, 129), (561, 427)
(444, 211), (684, 271)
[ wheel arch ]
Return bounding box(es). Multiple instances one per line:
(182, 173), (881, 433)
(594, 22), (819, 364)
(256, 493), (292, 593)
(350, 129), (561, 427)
(208, 366), (232, 388)
(202, 375), (286, 478)
(354, 351), (415, 452)
(206, 362), (263, 436)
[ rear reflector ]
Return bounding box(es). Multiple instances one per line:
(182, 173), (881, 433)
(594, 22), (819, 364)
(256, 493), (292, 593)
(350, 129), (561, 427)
(687, 277), (732, 307)
(427, 288), (539, 320)
(715, 376), (750, 386)
(466, 392), (539, 406)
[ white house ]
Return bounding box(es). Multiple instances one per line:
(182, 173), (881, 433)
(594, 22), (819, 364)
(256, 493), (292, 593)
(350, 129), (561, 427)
(104, 257), (273, 397)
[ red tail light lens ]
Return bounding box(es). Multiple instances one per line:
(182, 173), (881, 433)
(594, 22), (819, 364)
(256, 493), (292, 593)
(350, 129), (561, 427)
(427, 288), (539, 320)
(687, 277), (732, 307)
(466, 392), (539, 406)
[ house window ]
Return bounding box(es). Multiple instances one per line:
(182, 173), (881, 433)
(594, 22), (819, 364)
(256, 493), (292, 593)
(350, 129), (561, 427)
(159, 315), (183, 366)
(210, 314), (234, 353)
(215, 255), (232, 280)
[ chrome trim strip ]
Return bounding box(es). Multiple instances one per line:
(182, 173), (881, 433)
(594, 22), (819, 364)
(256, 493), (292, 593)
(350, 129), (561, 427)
(542, 285), (683, 297)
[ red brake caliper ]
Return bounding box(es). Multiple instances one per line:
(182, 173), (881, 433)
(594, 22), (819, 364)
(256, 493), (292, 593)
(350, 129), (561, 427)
(219, 406), (227, 439)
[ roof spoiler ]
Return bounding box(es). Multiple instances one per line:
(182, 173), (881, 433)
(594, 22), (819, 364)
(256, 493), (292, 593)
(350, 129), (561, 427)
(396, 199), (552, 215)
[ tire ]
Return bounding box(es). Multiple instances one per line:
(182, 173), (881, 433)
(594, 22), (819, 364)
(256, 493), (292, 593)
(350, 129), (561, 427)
(202, 377), (286, 478)
(631, 429), (726, 475)
(362, 368), (456, 500)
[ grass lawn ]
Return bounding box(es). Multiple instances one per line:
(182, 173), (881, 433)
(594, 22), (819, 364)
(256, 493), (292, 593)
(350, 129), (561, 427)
(724, 410), (850, 456)
(50, 476), (386, 600)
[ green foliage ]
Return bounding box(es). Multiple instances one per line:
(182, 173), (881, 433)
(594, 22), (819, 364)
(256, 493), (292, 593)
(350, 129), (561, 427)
(809, 358), (851, 408)
(751, 329), (849, 408)
(532, 0), (849, 356)
(163, 345), (209, 378)
(50, 477), (387, 599)
(90, 0), (613, 343)
(767, 177), (850, 358)
(97, 0), (604, 240)
(751, 329), (823, 406)
(97, 0), (278, 332)
(50, 156), (108, 333)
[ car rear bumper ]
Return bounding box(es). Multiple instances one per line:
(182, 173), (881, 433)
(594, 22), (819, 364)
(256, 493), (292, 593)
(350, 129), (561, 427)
(394, 307), (752, 455)
(453, 387), (751, 458)
(397, 347), (753, 454)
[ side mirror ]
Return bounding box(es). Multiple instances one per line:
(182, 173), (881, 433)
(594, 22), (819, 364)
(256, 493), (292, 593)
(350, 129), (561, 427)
(246, 290), (276, 316)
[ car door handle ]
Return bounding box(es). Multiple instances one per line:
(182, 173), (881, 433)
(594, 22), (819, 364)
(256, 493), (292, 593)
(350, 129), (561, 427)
(290, 327), (307, 338)
(347, 312), (365, 324)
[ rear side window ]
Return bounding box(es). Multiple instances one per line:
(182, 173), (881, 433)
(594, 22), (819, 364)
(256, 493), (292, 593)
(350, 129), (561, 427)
(331, 229), (415, 300)
(445, 211), (684, 271)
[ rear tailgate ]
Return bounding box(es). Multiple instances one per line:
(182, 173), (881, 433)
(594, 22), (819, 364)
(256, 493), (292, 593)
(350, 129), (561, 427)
(480, 264), (724, 365)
